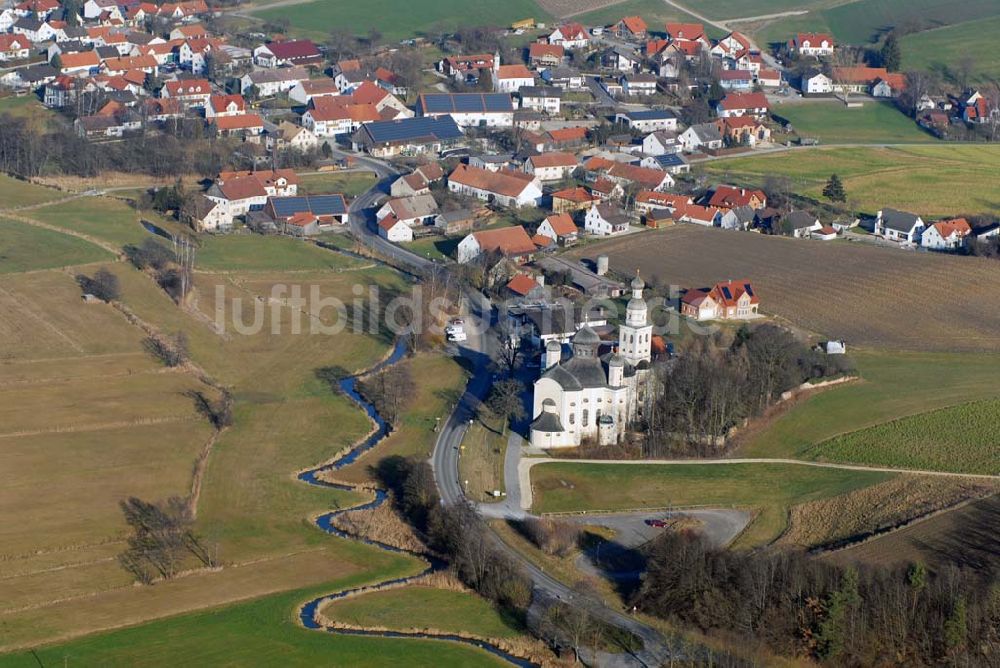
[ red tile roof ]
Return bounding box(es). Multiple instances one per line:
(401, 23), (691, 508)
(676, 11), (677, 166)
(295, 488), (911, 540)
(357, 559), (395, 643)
(209, 93), (245, 113)
(448, 164), (535, 198)
(544, 212), (577, 236)
(552, 186), (596, 203)
(496, 64), (533, 80)
(618, 15), (647, 34)
(507, 273), (541, 295)
(471, 225), (536, 257)
(547, 126), (588, 143)
(529, 43), (564, 60)
(708, 185), (766, 209)
(213, 113), (263, 130)
(529, 152), (577, 169)
(664, 22), (705, 41)
(718, 91), (769, 111)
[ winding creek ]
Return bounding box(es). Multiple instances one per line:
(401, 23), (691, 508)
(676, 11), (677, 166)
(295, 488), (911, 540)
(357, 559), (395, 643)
(294, 339), (536, 668)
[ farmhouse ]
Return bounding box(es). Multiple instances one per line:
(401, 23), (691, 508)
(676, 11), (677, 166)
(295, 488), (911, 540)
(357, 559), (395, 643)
(529, 43), (564, 68)
(551, 186), (598, 213)
(438, 53), (495, 84)
(376, 194), (438, 228)
(921, 218), (971, 250)
(782, 210), (823, 238)
(378, 215), (413, 242)
(205, 169), (299, 215)
(456, 225), (536, 264)
(416, 92), (514, 128)
(448, 164), (543, 208)
(525, 152), (577, 182)
(707, 185), (767, 210)
(537, 213), (579, 246)
(240, 66), (309, 98)
(265, 194), (348, 227)
(584, 202), (630, 236)
(529, 275), (652, 448)
(876, 208), (925, 243)
(681, 280), (759, 321)
(613, 15), (647, 40)
(253, 39), (322, 68)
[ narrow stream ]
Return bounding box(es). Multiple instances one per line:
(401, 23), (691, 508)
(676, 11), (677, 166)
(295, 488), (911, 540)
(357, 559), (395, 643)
(295, 339), (536, 668)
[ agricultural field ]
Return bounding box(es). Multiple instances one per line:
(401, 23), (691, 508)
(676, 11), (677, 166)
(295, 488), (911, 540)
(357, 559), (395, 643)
(769, 100), (933, 144)
(572, 0), (724, 37)
(0, 174), (65, 208)
(0, 220), (111, 272)
(703, 145), (1000, 217)
(809, 399), (1000, 474)
(253, 0), (550, 42)
(28, 196), (156, 248)
(743, 350), (1000, 460)
(530, 462), (892, 546)
(899, 16), (1000, 83)
(296, 170), (377, 197)
(570, 224), (1000, 351)
(778, 475), (999, 548)
(319, 583), (522, 639)
(0, 573), (520, 668)
(196, 234), (364, 272)
(751, 0), (1000, 46)
(824, 494), (1000, 570)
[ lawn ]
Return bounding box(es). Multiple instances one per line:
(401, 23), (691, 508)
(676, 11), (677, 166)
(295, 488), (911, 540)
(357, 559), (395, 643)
(0, 174), (64, 208)
(0, 219), (112, 272)
(751, 0), (1000, 45)
(702, 145), (1000, 217)
(459, 422), (508, 503)
(900, 16), (1000, 83)
(408, 234), (461, 262)
(297, 170), (377, 197)
(29, 196), (151, 247)
(742, 350), (1000, 463)
(196, 234), (364, 272)
(254, 0), (551, 42)
(320, 584), (522, 639)
(0, 570), (513, 667)
(808, 399), (1000, 475)
(531, 462), (892, 546)
(769, 100), (932, 144)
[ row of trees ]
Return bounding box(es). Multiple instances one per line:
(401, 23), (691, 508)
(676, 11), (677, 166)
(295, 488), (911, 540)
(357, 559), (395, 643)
(644, 325), (853, 456)
(636, 532), (1000, 666)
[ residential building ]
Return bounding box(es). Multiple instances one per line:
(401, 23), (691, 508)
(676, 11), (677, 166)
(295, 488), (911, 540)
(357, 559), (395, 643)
(789, 32), (834, 57)
(240, 66), (309, 98)
(212, 114), (262, 141)
(876, 208), (925, 243)
(613, 15), (647, 40)
(378, 215), (413, 242)
(519, 86), (561, 114)
(681, 280), (760, 321)
(524, 152), (577, 182)
(529, 42), (564, 68)
(802, 70), (832, 94)
(615, 109), (677, 133)
(376, 194), (438, 227)
(252, 40), (322, 68)
(447, 164), (543, 208)
(537, 213), (578, 246)
(584, 202), (630, 236)
(716, 91), (769, 118)
(921, 218), (972, 250)
(551, 186), (598, 213)
(781, 210), (822, 237)
(547, 22), (589, 49)
(352, 115), (464, 157)
(416, 92), (514, 128)
(456, 225), (536, 264)
(678, 122), (723, 152)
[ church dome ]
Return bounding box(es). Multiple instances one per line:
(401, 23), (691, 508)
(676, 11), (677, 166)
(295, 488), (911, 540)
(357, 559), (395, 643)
(546, 339), (562, 352)
(631, 272), (645, 291)
(608, 353), (625, 367)
(572, 325), (600, 346)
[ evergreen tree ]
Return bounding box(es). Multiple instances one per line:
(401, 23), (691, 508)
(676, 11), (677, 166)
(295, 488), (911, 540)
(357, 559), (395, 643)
(880, 32), (901, 71)
(823, 173), (847, 203)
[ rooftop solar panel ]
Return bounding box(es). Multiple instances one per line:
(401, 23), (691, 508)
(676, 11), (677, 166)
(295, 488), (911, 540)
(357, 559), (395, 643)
(744, 285), (754, 297)
(721, 286), (732, 300)
(365, 116), (463, 144)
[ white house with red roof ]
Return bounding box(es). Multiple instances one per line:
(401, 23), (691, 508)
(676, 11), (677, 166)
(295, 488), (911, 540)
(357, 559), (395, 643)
(537, 213), (578, 246)
(789, 32), (834, 57)
(162, 78), (212, 107)
(205, 94), (245, 119)
(921, 218), (972, 250)
(681, 280), (759, 321)
(665, 22), (708, 47)
(253, 40), (322, 67)
(524, 152), (577, 182)
(0, 34), (29, 61)
(378, 214), (413, 243)
(448, 164), (543, 208)
(613, 16), (647, 40)
(494, 60), (535, 93)
(715, 91), (769, 118)
(547, 22), (589, 49)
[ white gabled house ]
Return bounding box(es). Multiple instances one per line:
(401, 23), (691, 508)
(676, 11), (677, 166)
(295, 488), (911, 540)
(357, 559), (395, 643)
(447, 164), (543, 208)
(921, 218), (971, 250)
(876, 208), (925, 244)
(584, 202), (630, 236)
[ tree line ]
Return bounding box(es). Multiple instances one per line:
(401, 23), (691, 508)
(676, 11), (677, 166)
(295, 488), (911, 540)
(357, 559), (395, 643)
(635, 531), (1000, 666)
(643, 324), (853, 457)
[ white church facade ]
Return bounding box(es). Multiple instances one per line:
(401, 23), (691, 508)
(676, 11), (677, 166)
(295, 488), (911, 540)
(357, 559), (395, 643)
(529, 274), (653, 448)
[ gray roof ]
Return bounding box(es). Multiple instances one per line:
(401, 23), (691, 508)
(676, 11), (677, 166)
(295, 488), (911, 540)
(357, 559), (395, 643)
(520, 86), (562, 98)
(560, 356), (608, 389)
(648, 153), (687, 169)
(437, 208), (477, 222)
(730, 205), (756, 224)
(360, 115), (464, 145)
(880, 208), (922, 233)
(595, 203), (630, 227)
(530, 408), (564, 433)
(784, 210), (820, 229)
(541, 363), (583, 391)
(623, 109), (676, 121)
(690, 122), (722, 142)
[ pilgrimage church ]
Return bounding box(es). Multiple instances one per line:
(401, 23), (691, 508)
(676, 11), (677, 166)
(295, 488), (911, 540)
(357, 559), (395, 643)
(529, 273), (652, 448)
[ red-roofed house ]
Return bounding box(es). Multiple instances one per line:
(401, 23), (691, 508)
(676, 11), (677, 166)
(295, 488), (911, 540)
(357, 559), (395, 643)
(547, 22), (588, 49)
(614, 16), (647, 39)
(213, 113), (264, 139)
(0, 35), (29, 61)
(681, 280), (759, 321)
(715, 92), (769, 118)
(206, 94), (245, 119)
(551, 186), (598, 213)
(789, 32), (834, 57)
(707, 185), (767, 210)
(524, 152), (577, 182)
(378, 214), (413, 243)
(872, 72), (906, 98)
(59, 50), (100, 74)
(922, 218), (972, 250)
(537, 213), (579, 246)
(665, 22), (707, 45)
(456, 225), (537, 264)
(494, 63), (534, 93)
(506, 273), (546, 299)
(448, 164), (543, 208)
(162, 78), (211, 107)
(528, 42), (564, 68)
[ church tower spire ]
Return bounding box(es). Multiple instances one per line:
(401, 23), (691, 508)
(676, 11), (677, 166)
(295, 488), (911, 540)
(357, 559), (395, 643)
(619, 269), (652, 364)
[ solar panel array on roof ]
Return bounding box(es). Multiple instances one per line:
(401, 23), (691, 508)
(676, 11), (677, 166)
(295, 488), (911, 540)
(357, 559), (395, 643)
(721, 286), (732, 300)
(269, 194), (347, 217)
(419, 93), (513, 115)
(744, 284), (754, 297)
(365, 115), (464, 144)
(627, 109), (675, 120)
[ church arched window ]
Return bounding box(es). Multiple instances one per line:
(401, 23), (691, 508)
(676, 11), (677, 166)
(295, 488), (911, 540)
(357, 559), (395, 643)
(582, 409), (589, 427)
(569, 413), (575, 425)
